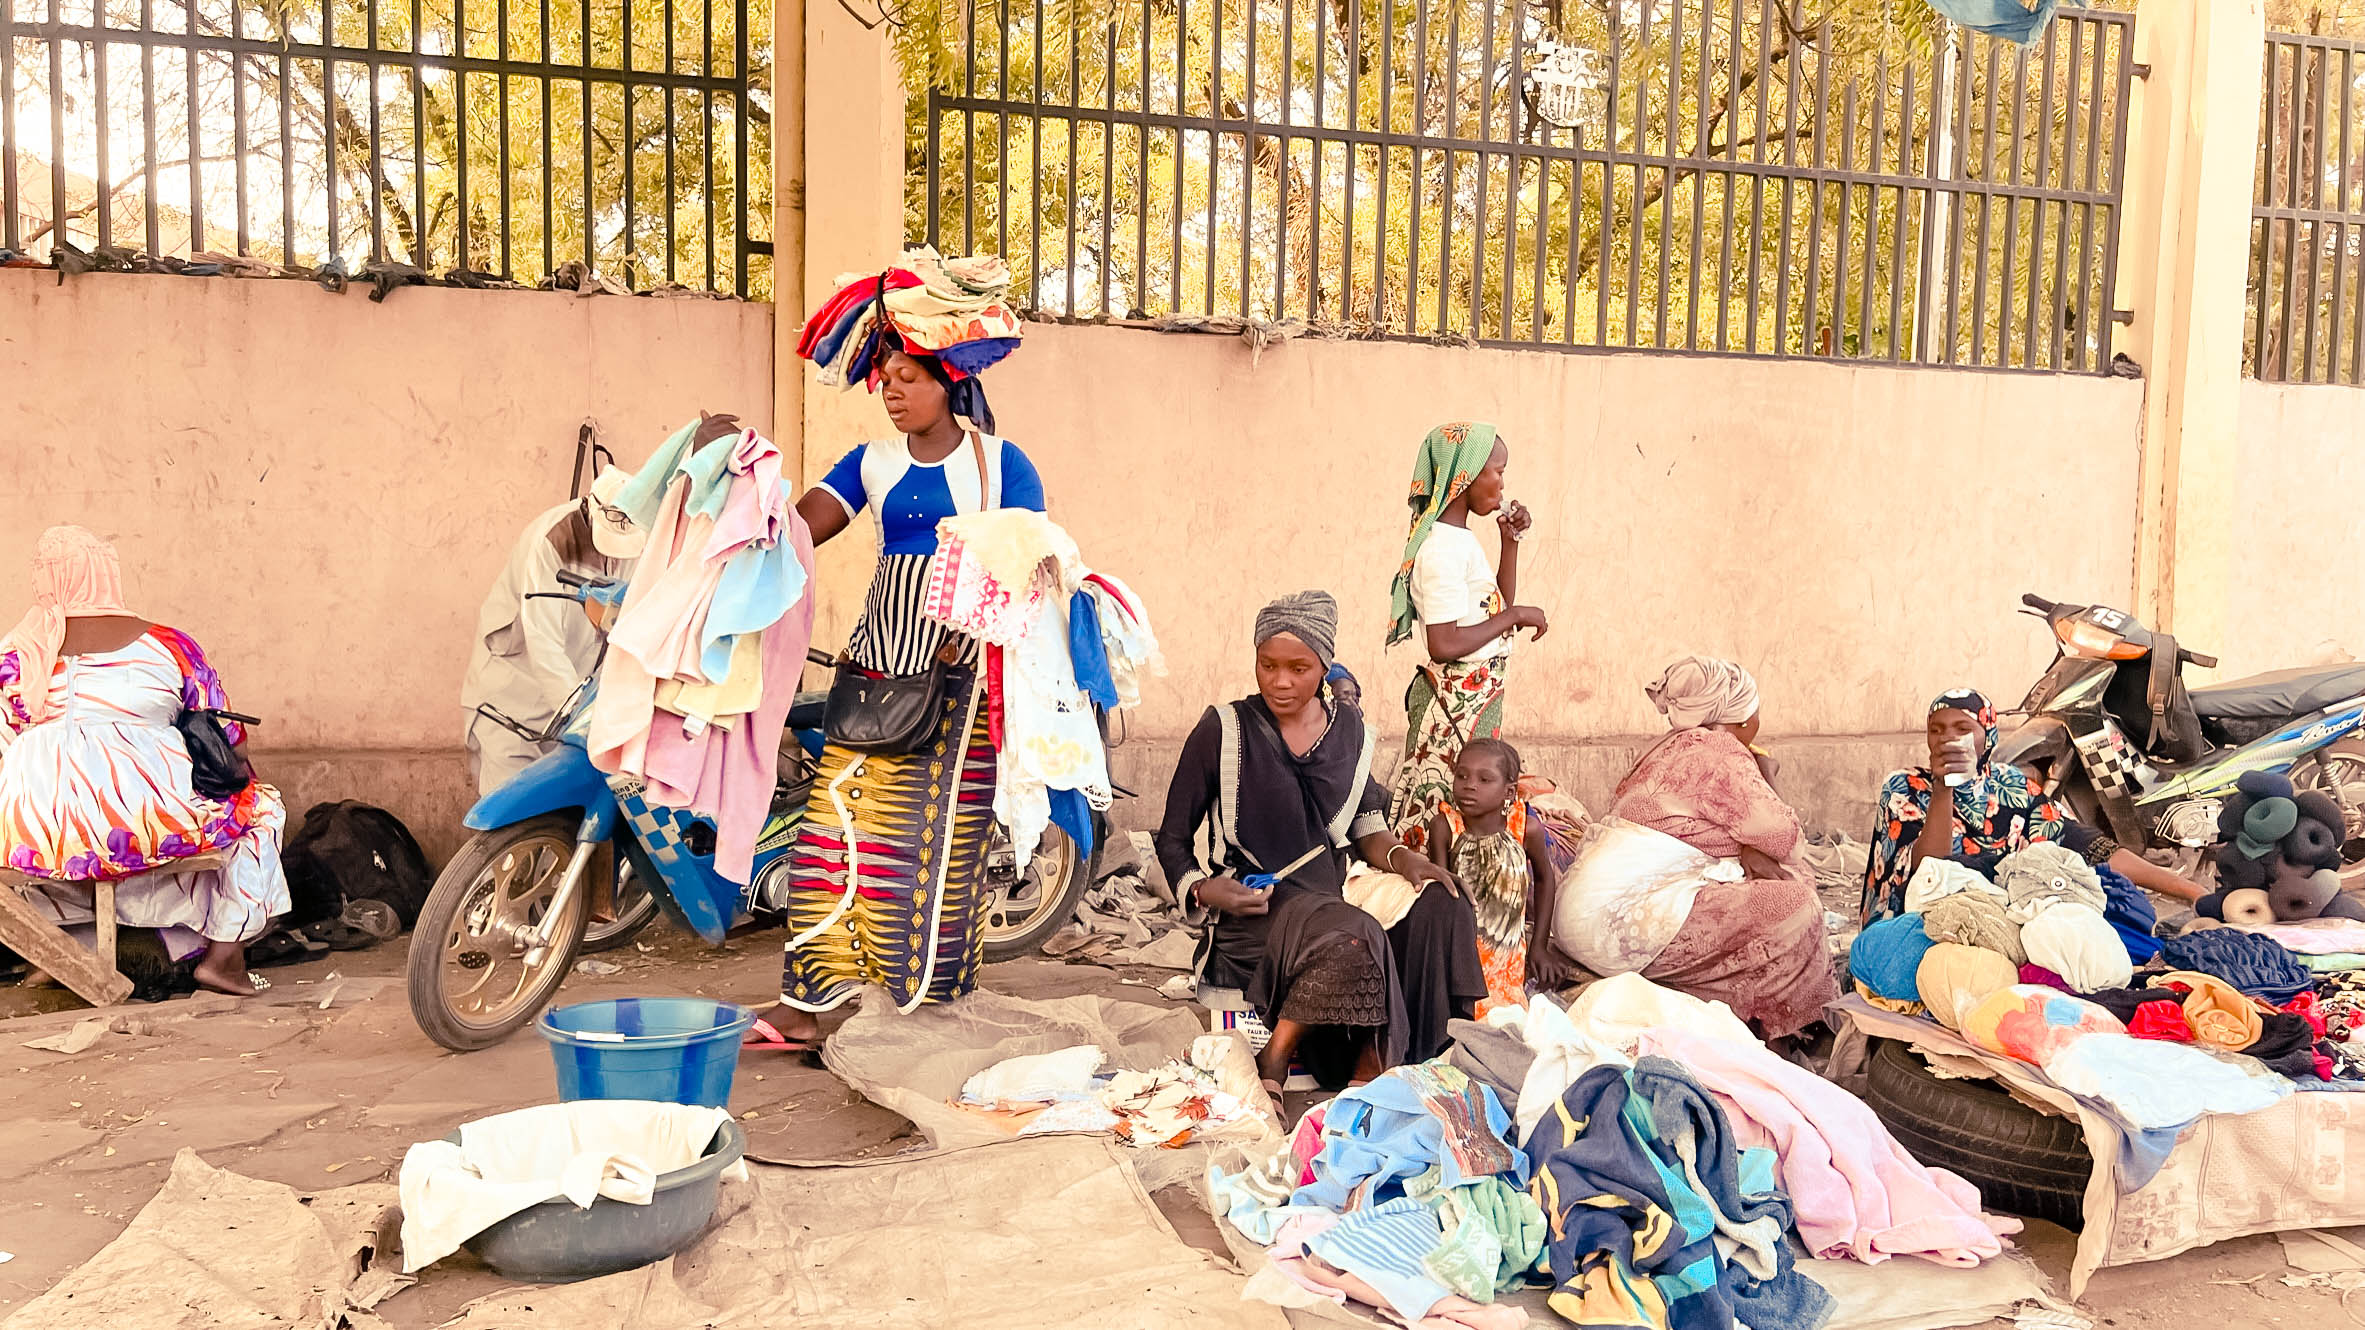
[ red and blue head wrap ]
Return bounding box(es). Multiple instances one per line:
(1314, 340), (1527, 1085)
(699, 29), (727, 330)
(796, 247), (1023, 433)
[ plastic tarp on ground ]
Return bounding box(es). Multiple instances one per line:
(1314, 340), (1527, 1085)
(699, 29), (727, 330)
(0, 1150), (403, 1330)
(815, 983), (1280, 1188)
(1834, 996), (2365, 1295)
(435, 1134), (1290, 1330)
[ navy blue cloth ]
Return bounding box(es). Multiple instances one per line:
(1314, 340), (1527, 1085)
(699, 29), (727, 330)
(2095, 864), (2162, 963)
(2158, 929), (2312, 1003)
(1924, 0), (2066, 43)
(1528, 1058), (1834, 1330)
(1068, 592), (1119, 709)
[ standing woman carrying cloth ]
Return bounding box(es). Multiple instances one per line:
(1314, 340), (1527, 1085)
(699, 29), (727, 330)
(746, 250), (1041, 1053)
(1386, 423), (1551, 854)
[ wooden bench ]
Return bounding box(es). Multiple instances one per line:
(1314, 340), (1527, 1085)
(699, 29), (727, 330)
(0, 855), (227, 1008)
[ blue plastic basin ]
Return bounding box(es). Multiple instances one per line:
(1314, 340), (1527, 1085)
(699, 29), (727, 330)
(537, 997), (757, 1108)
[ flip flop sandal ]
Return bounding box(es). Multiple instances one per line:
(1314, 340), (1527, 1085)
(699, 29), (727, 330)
(741, 1017), (823, 1053)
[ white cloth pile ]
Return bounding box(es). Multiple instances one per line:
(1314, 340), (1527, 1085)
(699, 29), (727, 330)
(953, 1035), (1272, 1148)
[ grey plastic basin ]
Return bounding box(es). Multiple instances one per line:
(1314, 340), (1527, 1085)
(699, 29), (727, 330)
(455, 1118), (746, 1282)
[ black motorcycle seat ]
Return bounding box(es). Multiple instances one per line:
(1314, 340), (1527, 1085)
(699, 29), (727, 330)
(2189, 664), (2365, 721)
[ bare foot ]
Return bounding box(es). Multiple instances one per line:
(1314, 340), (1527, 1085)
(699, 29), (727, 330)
(191, 940), (256, 996)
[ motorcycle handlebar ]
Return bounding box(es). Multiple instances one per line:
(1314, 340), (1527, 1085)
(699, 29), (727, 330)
(2021, 593), (2058, 614)
(2182, 648), (2220, 669)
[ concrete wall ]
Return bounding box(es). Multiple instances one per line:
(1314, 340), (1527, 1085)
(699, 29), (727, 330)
(2217, 379), (2365, 680)
(803, 322), (2147, 831)
(0, 270), (774, 861)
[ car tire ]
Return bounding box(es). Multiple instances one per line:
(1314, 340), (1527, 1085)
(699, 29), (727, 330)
(1862, 1037), (2091, 1231)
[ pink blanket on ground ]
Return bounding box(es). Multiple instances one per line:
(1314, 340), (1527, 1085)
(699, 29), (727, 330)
(1636, 1028), (2020, 1267)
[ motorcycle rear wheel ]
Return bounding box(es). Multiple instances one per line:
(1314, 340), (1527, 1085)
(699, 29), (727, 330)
(580, 856), (661, 952)
(979, 823), (1089, 961)
(406, 813), (589, 1051)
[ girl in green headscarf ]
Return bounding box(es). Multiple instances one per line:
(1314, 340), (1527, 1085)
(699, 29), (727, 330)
(1385, 423), (1550, 855)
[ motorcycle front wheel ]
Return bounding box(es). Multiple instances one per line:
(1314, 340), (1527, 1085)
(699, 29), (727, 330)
(406, 812), (590, 1051)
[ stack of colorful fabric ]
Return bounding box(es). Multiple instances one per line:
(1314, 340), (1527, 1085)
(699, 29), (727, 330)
(797, 246), (1023, 430)
(583, 418), (818, 884)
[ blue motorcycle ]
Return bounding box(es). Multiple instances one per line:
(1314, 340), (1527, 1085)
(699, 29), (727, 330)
(1997, 593), (2365, 885)
(407, 575), (1096, 1051)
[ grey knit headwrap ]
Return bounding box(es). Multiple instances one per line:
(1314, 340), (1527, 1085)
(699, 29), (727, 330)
(1254, 590), (1339, 670)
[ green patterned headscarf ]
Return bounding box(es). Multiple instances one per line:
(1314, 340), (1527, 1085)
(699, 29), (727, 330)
(1386, 422), (1502, 647)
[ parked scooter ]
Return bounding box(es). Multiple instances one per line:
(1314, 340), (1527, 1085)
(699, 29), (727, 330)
(1995, 593), (2365, 884)
(408, 573), (1103, 1051)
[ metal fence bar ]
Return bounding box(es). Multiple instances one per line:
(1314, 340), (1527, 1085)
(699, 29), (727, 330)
(2240, 27), (2365, 382)
(912, 0), (2133, 372)
(1, 0), (762, 291)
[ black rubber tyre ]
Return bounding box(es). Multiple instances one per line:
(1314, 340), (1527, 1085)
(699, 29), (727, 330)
(406, 813), (589, 1051)
(1862, 1038), (2091, 1231)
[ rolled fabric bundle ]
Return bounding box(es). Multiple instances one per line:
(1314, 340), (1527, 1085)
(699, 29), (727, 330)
(1850, 913), (1936, 1001)
(2019, 902), (2134, 994)
(1922, 892), (2027, 966)
(1959, 985), (2126, 1065)
(1998, 843), (2107, 924)
(1916, 943), (2020, 1031)
(2162, 970), (2266, 1051)
(1904, 857), (2007, 915)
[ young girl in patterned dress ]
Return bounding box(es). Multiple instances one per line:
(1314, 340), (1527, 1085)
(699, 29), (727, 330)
(1425, 738), (1568, 1015)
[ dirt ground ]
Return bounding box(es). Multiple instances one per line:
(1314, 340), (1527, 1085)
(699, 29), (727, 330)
(0, 928), (2356, 1329)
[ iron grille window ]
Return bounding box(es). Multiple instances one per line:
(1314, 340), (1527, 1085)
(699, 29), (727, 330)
(1, 0), (770, 293)
(2251, 29), (2365, 383)
(911, 0), (2134, 372)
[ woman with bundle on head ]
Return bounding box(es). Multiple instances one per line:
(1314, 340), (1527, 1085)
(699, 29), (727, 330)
(745, 249), (1043, 1053)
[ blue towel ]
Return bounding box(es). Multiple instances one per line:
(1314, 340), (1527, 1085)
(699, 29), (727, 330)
(1924, 0), (2067, 43)
(1068, 591), (1119, 709)
(1047, 788), (1095, 860)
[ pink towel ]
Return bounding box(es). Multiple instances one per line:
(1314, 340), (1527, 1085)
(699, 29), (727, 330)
(1636, 1027), (2020, 1266)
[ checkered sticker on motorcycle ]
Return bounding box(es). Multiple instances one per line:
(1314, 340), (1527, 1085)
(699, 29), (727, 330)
(2073, 725), (2144, 801)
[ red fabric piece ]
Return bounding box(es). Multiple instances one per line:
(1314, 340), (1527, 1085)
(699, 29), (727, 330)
(2018, 964), (2073, 993)
(2283, 992), (2330, 1039)
(986, 645), (1006, 749)
(2127, 999), (2195, 1042)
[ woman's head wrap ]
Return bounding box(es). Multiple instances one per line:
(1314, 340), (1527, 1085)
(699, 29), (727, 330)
(1643, 656), (1761, 730)
(1921, 892), (2028, 965)
(1850, 913), (1936, 1001)
(2018, 903), (2133, 994)
(0, 526), (132, 726)
(1929, 688), (2000, 767)
(1917, 943), (2020, 1031)
(1256, 591), (1340, 671)
(796, 246), (1022, 433)
(1386, 423), (1502, 647)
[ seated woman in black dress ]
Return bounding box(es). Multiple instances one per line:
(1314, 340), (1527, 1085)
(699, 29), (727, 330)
(1155, 590), (1484, 1097)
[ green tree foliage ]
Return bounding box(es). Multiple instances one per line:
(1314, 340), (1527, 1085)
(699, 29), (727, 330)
(6, 0), (771, 292)
(900, 0), (2136, 369)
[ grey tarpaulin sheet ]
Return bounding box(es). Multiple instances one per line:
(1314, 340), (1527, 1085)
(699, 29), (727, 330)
(436, 1134), (1289, 1329)
(0, 1150), (400, 1330)
(815, 983), (1279, 1189)
(1834, 995), (2365, 1296)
